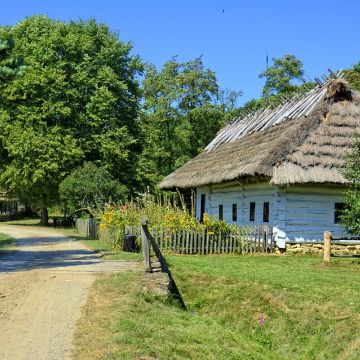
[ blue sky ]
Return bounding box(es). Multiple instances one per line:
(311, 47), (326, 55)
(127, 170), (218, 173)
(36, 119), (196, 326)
(2, 0), (360, 104)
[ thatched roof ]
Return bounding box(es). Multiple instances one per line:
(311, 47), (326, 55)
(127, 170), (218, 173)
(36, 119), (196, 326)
(160, 79), (360, 189)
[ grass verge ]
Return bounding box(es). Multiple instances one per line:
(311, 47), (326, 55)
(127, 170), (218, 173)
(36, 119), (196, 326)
(3, 217), (41, 226)
(52, 227), (142, 261)
(0, 232), (15, 252)
(72, 254), (360, 360)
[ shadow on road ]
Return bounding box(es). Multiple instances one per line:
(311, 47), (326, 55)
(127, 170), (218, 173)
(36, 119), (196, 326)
(0, 247), (100, 273)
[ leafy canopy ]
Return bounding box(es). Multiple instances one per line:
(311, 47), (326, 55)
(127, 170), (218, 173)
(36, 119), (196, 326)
(235, 54), (314, 118)
(340, 137), (360, 235)
(344, 62), (360, 92)
(259, 54), (305, 97)
(59, 162), (127, 216)
(139, 56), (241, 188)
(0, 16), (143, 215)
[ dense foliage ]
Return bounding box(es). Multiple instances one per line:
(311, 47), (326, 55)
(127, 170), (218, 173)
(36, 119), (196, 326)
(2, 14), (360, 227)
(233, 54), (315, 118)
(0, 16), (142, 224)
(341, 137), (360, 234)
(259, 54), (305, 97)
(59, 162), (128, 217)
(138, 57), (241, 187)
(99, 196), (234, 235)
(338, 62), (360, 234)
(344, 62), (360, 91)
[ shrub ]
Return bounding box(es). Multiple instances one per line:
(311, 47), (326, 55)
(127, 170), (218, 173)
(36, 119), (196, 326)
(99, 195), (238, 236)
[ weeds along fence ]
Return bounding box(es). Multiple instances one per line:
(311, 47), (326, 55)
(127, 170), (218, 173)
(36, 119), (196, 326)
(75, 218), (275, 255)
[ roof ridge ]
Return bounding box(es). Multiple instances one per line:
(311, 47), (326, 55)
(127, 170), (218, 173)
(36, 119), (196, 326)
(205, 70), (343, 152)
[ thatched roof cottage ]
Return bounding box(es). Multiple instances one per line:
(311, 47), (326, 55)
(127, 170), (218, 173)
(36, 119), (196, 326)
(159, 78), (360, 246)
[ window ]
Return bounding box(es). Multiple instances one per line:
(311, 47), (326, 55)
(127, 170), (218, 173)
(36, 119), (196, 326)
(200, 194), (206, 223)
(334, 203), (345, 224)
(263, 202), (269, 223)
(249, 202), (255, 222)
(219, 204), (223, 221)
(232, 204), (237, 221)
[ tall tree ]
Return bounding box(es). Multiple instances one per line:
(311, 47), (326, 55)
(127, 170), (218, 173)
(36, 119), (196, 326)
(139, 57), (241, 188)
(0, 16), (142, 224)
(59, 162), (127, 216)
(344, 62), (360, 91)
(259, 54), (305, 97)
(235, 54), (314, 118)
(340, 136), (360, 235)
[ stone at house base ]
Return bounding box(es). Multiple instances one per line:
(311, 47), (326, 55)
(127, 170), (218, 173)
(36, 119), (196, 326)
(286, 243), (360, 255)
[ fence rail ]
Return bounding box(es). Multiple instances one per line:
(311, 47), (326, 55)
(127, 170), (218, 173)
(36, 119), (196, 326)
(75, 218), (275, 255)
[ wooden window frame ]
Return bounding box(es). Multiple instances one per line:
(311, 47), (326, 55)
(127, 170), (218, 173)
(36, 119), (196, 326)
(232, 203), (237, 222)
(249, 202), (255, 222)
(200, 194), (206, 223)
(334, 202), (344, 224)
(219, 204), (223, 221)
(263, 202), (269, 223)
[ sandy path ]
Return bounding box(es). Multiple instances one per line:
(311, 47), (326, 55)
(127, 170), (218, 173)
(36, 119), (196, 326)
(0, 225), (139, 360)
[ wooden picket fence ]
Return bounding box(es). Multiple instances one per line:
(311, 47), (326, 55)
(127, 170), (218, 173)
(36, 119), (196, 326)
(76, 218), (98, 239)
(76, 218), (275, 255)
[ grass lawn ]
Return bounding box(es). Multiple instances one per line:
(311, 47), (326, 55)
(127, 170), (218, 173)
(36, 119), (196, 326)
(3, 217), (41, 226)
(72, 254), (360, 360)
(0, 232), (15, 251)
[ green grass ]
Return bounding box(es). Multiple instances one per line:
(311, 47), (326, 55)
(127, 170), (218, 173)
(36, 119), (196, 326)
(0, 232), (15, 251)
(3, 217), (41, 226)
(51, 227), (143, 261)
(72, 254), (360, 360)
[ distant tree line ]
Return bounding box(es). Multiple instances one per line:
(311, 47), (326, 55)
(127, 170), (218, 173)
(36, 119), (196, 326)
(0, 15), (360, 226)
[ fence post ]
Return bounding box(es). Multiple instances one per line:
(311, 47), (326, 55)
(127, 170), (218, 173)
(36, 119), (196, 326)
(323, 231), (332, 263)
(141, 218), (152, 272)
(263, 224), (268, 253)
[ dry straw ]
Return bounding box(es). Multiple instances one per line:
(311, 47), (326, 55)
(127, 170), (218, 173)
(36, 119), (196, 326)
(160, 79), (360, 189)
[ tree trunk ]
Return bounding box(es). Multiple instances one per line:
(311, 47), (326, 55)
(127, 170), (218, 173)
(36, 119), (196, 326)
(40, 206), (48, 226)
(40, 193), (48, 226)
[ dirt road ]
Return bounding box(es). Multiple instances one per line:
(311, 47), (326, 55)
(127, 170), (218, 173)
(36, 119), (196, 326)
(0, 225), (139, 360)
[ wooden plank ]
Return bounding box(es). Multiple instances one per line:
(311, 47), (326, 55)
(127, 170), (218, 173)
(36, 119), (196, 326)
(167, 229), (171, 252)
(173, 229), (176, 253)
(323, 231), (332, 262)
(263, 225), (268, 253)
(155, 226), (159, 248)
(201, 229), (205, 255)
(178, 229), (181, 254)
(182, 230), (185, 254)
(208, 234), (211, 255)
(198, 231), (202, 254)
(141, 225), (151, 272)
(186, 230), (190, 254)
(189, 230), (193, 254)
(246, 228), (250, 254)
(194, 231), (198, 254)
(249, 228), (252, 254)
(205, 232), (209, 255)
(195, 231), (198, 254)
(238, 228), (242, 253)
(180, 229), (183, 253)
(221, 232), (225, 253)
(159, 227), (163, 250)
(172, 229), (175, 253)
